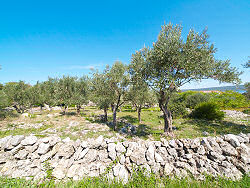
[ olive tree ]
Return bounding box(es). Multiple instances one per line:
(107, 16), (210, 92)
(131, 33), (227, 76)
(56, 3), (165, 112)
(132, 23), (242, 133)
(91, 71), (113, 122)
(41, 78), (58, 109)
(129, 53), (156, 122)
(3, 81), (30, 113)
(106, 62), (129, 130)
(56, 76), (77, 114)
(71, 76), (89, 115)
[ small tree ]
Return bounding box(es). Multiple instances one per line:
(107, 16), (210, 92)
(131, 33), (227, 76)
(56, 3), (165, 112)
(41, 78), (58, 109)
(72, 76), (89, 115)
(129, 53), (156, 122)
(3, 81), (30, 113)
(106, 62), (129, 130)
(56, 76), (77, 114)
(132, 23), (241, 133)
(91, 71), (113, 122)
(243, 57), (250, 99)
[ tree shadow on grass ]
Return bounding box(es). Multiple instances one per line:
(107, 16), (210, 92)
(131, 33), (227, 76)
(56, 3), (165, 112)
(134, 124), (154, 137)
(183, 118), (249, 136)
(59, 111), (77, 116)
(0, 110), (19, 120)
(120, 115), (138, 124)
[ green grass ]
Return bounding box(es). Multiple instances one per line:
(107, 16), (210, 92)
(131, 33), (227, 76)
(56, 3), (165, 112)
(0, 124), (54, 138)
(0, 173), (249, 188)
(83, 106), (249, 140)
(1, 106), (249, 141)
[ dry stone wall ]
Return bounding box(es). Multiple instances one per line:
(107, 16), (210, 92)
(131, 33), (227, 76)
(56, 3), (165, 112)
(0, 133), (249, 182)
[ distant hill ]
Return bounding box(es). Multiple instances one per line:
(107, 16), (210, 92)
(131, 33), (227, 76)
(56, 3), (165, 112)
(182, 85), (246, 93)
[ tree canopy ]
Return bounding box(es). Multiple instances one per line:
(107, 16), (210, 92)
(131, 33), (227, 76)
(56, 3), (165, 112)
(130, 23), (242, 133)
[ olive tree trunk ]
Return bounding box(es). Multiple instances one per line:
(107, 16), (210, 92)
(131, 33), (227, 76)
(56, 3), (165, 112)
(76, 105), (81, 115)
(112, 107), (117, 130)
(159, 90), (173, 133)
(161, 106), (173, 132)
(103, 107), (108, 122)
(137, 106), (142, 123)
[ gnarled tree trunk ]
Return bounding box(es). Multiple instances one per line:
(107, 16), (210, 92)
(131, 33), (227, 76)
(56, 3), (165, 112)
(112, 107), (117, 131)
(137, 105), (142, 123)
(159, 90), (173, 133)
(103, 107), (108, 122)
(77, 105), (81, 115)
(162, 107), (173, 132)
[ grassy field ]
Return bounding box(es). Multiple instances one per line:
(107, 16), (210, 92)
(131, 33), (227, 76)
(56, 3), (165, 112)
(0, 106), (249, 141)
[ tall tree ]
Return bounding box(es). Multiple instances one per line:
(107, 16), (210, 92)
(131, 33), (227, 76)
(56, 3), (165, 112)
(132, 23), (241, 134)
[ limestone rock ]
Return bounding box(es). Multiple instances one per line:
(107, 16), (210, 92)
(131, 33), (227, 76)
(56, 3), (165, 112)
(130, 147), (146, 165)
(113, 164), (129, 183)
(37, 143), (50, 155)
(108, 143), (117, 161)
(21, 136), (38, 146)
(78, 148), (89, 160)
(67, 164), (80, 178)
(116, 142), (126, 153)
(146, 144), (155, 162)
(10, 135), (25, 147)
(57, 143), (75, 159)
(220, 141), (238, 156)
(224, 134), (241, 148)
(52, 165), (67, 179)
(164, 163), (174, 175)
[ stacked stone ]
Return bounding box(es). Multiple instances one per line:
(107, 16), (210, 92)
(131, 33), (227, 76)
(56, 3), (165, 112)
(0, 133), (249, 183)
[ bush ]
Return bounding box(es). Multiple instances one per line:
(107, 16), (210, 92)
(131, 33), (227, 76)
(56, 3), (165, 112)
(242, 108), (250, 115)
(191, 102), (225, 120)
(169, 94), (188, 118)
(209, 91), (249, 109)
(186, 93), (210, 109)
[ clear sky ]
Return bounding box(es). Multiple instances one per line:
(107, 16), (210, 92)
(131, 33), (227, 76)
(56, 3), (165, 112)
(0, 0), (249, 89)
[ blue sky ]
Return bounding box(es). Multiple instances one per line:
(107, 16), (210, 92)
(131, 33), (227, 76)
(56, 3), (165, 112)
(0, 0), (249, 89)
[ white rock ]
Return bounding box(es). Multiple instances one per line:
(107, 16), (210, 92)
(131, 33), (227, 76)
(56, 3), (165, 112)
(116, 142), (126, 153)
(21, 136), (38, 146)
(164, 163), (174, 175)
(155, 152), (163, 163)
(146, 144), (155, 162)
(113, 164), (129, 183)
(62, 137), (71, 143)
(37, 143), (50, 155)
(67, 164), (80, 178)
(10, 135), (25, 146)
(21, 113), (29, 118)
(78, 148), (89, 159)
(81, 141), (88, 148)
(52, 165), (66, 179)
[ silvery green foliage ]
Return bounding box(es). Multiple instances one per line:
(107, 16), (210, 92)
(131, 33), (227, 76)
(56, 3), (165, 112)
(90, 70), (113, 111)
(131, 23), (242, 132)
(146, 23), (241, 91)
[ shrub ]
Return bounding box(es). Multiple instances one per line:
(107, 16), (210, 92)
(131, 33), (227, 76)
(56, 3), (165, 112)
(209, 91), (249, 109)
(242, 108), (250, 115)
(186, 93), (210, 109)
(191, 102), (225, 120)
(169, 94), (188, 118)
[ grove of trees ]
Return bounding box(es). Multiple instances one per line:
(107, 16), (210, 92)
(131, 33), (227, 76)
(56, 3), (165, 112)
(0, 23), (244, 133)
